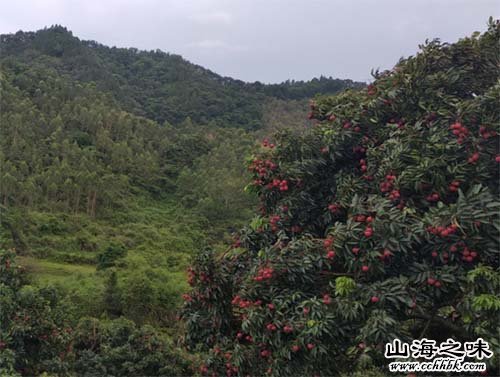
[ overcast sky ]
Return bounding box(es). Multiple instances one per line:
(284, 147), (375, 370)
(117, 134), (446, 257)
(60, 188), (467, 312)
(1, 0), (498, 83)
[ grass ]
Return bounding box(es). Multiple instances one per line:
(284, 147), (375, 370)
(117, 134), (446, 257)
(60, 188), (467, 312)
(2, 197), (201, 323)
(18, 256), (98, 285)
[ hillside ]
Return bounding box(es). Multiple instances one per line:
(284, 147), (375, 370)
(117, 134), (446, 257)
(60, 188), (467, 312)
(1, 25), (363, 129)
(0, 26), (362, 375)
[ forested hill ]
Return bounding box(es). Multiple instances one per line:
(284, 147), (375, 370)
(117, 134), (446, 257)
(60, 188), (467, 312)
(0, 25), (365, 375)
(0, 25), (363, 128)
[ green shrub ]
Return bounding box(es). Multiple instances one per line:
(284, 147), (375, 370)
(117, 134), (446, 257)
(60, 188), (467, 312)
(96, 243), (127, 270)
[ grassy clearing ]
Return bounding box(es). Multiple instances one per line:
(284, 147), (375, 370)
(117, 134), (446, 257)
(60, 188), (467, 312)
(18, 256), (97, 284)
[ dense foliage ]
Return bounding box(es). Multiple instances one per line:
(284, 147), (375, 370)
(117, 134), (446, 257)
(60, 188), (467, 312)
(182, 21), (500, 376)
(0, 248), (195, 376)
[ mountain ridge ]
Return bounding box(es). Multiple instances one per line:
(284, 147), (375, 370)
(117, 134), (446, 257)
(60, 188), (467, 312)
(0, 25), (364, 128)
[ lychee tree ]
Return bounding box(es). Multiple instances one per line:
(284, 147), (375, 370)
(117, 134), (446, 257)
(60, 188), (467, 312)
(181, 20), (500, 376)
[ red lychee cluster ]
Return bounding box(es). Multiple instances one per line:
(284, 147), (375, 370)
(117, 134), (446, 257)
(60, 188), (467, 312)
(323, 236), (334, 249)
(323, 294), (332, 305)
(449, 122), (469, 144)
(427, 277), (442, 288)
(270, 215), (281, 232)
(426, 224), (458, 238)
(231, 295), (254, 309)
(254, 266), (274, 282)
(426, 192), (440, 202)
(468, 152), (480, 164)
(249, 158), (278, 177)
(260, 349), (271, 358)
(448, 180), (460, 193)
(379, 248), (392, 261)
(236, 332), (253, 343)
(266, 323), (277, 331)
(355, 214), (374, 224)
(323, 236), (336, 260)
(353, 145), (367, 154)
(267, 178), (289, 191)
(364, 227), (373, 238)
(328, 203), (341, 214)
(380, 173), (396, 193)
(359, 158), (368, 172)
(187, 267), (210, 286)
(479, 125), (496, 140)
(458, 244), (478, 263)
(261, 138), (275, 148)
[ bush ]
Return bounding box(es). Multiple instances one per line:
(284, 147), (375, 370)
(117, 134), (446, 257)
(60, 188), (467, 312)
(181, 21), (500, 376)
(0, 248), (195, 375)
(96, 243), (127, 270)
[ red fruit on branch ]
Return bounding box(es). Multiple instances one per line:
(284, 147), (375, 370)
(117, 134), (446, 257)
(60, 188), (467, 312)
(326, 250), (336, 260)
(356, 215), (366, 222)
(328, 204), (340, 213)
(468, 152), (480, 164)
(427, 278), (436, 286)
(307, 343), (315, 350)
(323, 237), (334, 249)
(361, 265), (370, 272)
(292, 344), (300, 352)
(323, 294), (332, 305)
(260, 350), (271, 358)
(370, 296), (379, 303)
(389, 189), (401, 201)
(266, 323), (277, 331)
(364, 227), (373, 237)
